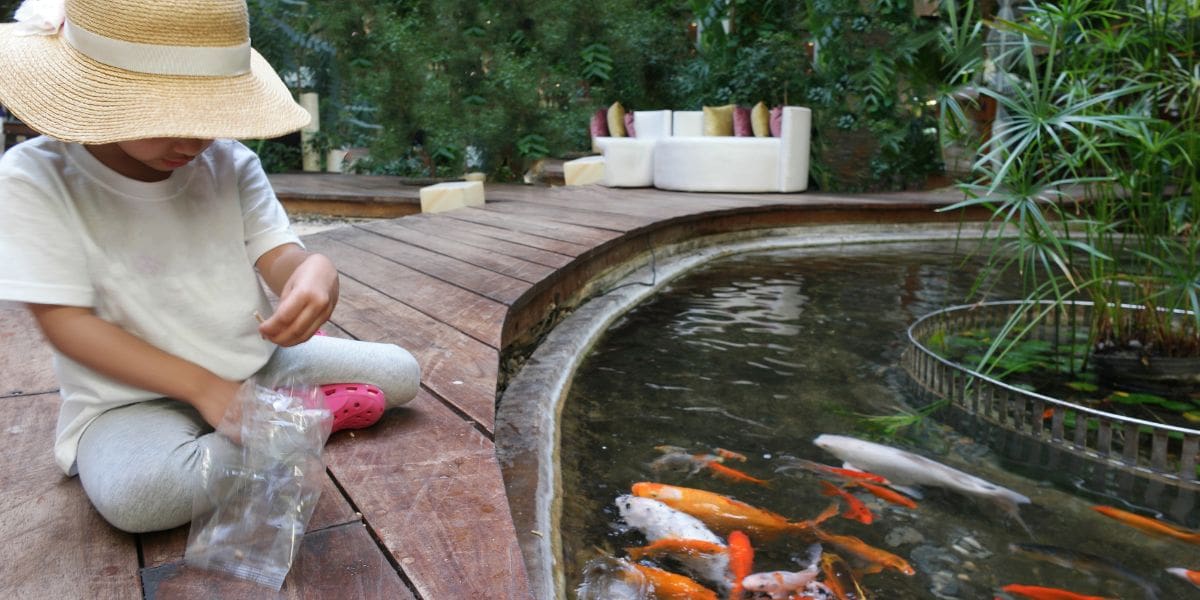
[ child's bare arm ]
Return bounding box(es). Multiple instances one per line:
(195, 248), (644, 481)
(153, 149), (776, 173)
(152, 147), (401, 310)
(27, 303), (241, 430)
(254, 243), (339, 347)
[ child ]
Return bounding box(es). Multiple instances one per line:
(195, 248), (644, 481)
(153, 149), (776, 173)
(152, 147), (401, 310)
(0, 0), (420, 533)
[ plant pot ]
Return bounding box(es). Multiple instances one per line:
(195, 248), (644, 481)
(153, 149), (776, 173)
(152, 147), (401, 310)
(1092, 351), (1200, 395)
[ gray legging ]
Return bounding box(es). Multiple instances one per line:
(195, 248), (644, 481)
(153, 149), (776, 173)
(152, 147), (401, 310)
(75, 336), (420, 533)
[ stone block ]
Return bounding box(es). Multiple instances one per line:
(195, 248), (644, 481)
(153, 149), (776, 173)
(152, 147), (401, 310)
(420, 180), (485, 214)
(563, 156), (605, 186)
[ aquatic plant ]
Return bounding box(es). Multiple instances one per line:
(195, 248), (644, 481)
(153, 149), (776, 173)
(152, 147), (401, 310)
(942, 0), (1200, 374)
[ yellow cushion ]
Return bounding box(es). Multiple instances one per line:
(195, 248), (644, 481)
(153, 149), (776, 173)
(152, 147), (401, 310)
(606, 102), (627, 137)
(751, 101), (770, 137)
(702, 104), (735, 136)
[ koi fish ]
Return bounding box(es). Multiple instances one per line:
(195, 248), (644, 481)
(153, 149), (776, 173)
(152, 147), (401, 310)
(820, 552), (871, 599)
(741, 566), (820, 600)
(1000, 584), (1114, 600)
(1166, 567), (1200, 587)
(814, 434), (1031, 531)
(1008, 543), (1159, 600)
(727, 531), (753, 600)
(1090, 505), (1200, 545)
(650, 451), (713, 476)
(631, 482), (837, 540)
(707, 461), (771, 487)
(629, 562), (720, 600)
(617, 495), (729, 589)
(775, 456), (890, 484)
(814, 530), (915, 576)
(845, 480), (917, 510)
(626, 538), (727, 561)
(820, 481), (874, 524)
(716, 447), (749, 462)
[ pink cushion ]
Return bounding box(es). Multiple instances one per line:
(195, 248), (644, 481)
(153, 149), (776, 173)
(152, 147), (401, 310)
(732, 106), (752, 137)
(589, 109), (609, 138)
(624, 112), (636, 138)
(769, 106), (783, 137)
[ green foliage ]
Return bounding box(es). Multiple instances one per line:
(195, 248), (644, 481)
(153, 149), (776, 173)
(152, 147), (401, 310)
(944, 0), (1200, 361)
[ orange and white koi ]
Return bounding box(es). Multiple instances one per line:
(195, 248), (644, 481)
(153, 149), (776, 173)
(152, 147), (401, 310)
(820, 552), (871, 599)
(815, 530), (915, 576)
(629, 563), (719, 600)
(1090, 505), (1200, 544)
(716, 447), (749, 462)
(727, 530), (753, 600)
(775, 456), (890, 484)
(1000, 584), (1114, 600)
(1166, 567), (1200, 588)
(631, 482), (837, 540)
(742, 566), (821, 600)
(846, 480), (918, 510)
(820, 481), (874, 524)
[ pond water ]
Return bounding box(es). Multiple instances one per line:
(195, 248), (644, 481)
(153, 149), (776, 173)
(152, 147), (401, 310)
(558, 242), (1198, 599)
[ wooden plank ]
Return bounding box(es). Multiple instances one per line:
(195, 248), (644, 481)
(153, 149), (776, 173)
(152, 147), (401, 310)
(444, 207), (620, 249)
(0, 306), (57, 397)
(304, 235), (507, 349)
(324, 390), (530, 599)
(497, 184), (758, 221)
(269, 174), (423, 204)
(392, 215), (575, 269)
(421, 211), (592, 258)
(138, 473), (361, 569)
(486, 196), (652, 232)
(143, 522), (414, 600)
(356, 220), (556, 284)
(0, 393), (141, 600)
(323, 227), (532, 306)
(329, 276), (498, 432)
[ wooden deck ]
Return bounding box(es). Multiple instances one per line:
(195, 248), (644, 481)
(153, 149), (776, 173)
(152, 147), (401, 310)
(0, 181), (977, 599)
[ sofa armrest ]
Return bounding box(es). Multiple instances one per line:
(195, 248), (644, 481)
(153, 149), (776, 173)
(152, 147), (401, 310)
(778, 106), (811, 192)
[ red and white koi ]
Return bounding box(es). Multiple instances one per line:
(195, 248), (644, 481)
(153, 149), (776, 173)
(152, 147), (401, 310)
(1166, 567), (1200, 588)
(741, 565), (821, 599)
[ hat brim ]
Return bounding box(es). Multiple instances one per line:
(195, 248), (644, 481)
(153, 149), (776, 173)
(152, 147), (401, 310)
(0, 23), (311, 144)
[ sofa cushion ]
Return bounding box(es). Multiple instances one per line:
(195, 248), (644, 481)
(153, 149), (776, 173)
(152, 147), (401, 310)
(751, 102), (770, 137)
(624, 111), (636, 138)
(589, 109), (608, 138)
(607, 102), (627, 137)
(702, 104), (735, 136)
(769, 106), (783, 138)
(733, 105), (752, 137)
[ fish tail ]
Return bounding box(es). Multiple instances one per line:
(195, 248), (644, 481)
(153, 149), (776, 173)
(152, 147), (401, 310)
(624, 546), (647, 561)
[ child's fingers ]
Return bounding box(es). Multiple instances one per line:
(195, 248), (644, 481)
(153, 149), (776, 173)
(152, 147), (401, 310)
(258, 298), (331, 346)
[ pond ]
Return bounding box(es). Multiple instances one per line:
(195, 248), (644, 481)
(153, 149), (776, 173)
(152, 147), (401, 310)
(558, 241), (1197, 599)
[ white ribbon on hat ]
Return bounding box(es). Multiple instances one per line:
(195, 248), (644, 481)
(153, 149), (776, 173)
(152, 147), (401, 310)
(61, 18), (251, 77)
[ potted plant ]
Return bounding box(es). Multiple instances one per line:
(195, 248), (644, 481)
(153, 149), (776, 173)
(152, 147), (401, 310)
(946, 1), (1200, 395)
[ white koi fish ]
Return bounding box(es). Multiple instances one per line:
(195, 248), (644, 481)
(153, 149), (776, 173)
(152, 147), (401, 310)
(813, 434), (1032, 531)
(615, 495), (730, 591)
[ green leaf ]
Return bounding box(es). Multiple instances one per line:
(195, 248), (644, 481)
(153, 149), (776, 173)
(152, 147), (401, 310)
(1066, 381), (1098, 392)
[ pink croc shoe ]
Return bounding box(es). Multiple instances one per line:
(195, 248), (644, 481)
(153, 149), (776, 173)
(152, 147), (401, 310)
(321, 383), (386, 433)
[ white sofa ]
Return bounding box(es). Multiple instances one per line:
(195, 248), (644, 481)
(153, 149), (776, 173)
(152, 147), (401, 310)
(586, 106), (811, 192)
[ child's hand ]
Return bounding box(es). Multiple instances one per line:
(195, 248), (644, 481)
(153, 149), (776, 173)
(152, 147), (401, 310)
(258, 252), (339, 346)
(191, 377), (243, 436)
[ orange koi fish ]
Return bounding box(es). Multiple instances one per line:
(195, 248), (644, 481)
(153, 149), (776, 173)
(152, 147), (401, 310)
(1000, 584), (1114, 600)
(819, 481), (874, 525)
(776, 457), (890, 484)
(820, 552), (870, 600)
(727, 530), (753, 600)
(716, 447), (749, 462)
(1090, 505), (1200, 544)
(707, 461), (771, 487)
(629, 563), (719, 600)
(632, 482), (836, 540)
(847, 480), (918, 509)
(626, 538), (727, 561)
(1166, 567), (1200, 587)
(814, 530), (915, 576)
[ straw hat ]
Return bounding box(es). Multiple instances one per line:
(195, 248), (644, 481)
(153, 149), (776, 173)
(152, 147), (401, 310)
(0, 0), (311, 144)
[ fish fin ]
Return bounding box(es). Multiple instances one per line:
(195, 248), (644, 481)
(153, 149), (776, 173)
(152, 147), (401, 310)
(889, 484), (924, 500)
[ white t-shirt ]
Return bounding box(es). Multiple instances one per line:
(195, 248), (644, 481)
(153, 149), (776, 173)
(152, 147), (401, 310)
(0, 137), (300, 475)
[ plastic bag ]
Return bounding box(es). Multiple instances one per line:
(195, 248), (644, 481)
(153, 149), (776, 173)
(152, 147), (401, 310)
(184, 379), (333, 590)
